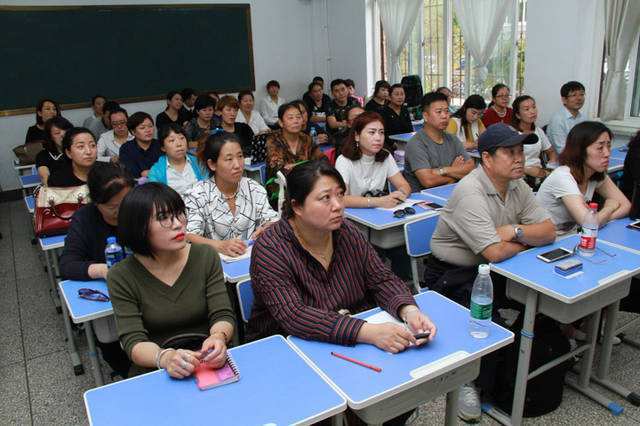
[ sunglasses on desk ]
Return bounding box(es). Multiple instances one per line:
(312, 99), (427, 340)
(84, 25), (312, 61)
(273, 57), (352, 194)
(393, 206), (417, 218)
(78, 288), (110, 302)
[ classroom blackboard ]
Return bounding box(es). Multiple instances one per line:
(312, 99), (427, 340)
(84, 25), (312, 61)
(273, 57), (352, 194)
(0, 4), (254, 115)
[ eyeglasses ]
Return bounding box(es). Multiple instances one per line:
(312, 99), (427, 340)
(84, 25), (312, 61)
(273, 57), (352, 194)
(362, 189), (388, 198)
(393, 206), (416, 218)
(78, 288), (110, 302)
(156, 212), (187, 228)
(111, 120), (127, 127)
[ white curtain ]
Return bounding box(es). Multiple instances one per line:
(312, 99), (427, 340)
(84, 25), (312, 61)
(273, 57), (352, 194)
(378, 0), (422, 84)
(452, 0), (514, 86)
(600, 0), (640, 121)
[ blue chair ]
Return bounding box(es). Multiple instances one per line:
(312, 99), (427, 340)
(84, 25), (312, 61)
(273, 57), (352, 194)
(236, 279), (254, 323)
(403, 215), (440, 292)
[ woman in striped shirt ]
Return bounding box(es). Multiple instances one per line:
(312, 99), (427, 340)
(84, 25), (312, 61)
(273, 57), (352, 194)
(247, 160), (436, 352)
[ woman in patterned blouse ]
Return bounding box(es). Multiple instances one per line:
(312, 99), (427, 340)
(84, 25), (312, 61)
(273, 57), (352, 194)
(184, 132), (278, 258)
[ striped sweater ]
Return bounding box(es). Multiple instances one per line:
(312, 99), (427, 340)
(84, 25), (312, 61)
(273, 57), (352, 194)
(247, 218), (417, 345)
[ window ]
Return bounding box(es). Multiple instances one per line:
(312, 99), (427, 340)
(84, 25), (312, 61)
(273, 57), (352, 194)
(630, 36), (640, 117)
(384, 0), (527, 106)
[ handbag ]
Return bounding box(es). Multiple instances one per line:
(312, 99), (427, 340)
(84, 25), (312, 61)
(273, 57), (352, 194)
(13, 142), (44, 165)
(33, 184), (90, 237)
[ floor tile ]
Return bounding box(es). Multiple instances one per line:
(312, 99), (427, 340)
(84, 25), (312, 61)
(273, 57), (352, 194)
(0, 363), (31, 425)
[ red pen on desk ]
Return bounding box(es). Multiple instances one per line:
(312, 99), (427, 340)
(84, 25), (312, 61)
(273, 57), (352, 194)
(331, 351), (382, 373)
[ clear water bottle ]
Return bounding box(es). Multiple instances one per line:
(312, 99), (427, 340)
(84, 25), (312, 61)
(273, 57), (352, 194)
(469, 264), (493, 339)
(310, 127), (318, 145)
(105, 236), (124, 268)
(578, 202), (598, 257)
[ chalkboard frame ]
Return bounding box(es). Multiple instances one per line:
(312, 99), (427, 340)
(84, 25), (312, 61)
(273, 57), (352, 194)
(0, 3), (255, 117)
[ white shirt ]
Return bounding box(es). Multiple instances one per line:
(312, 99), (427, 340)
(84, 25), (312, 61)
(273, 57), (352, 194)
(448, 117), (483, 146)
(258, 96), (285, 126)
(236, 110), (270, 134)
(335, 153), (400, 197)
(96, 130), (134, 162)
(523, 126), (553, 167)
(536, 165), (604, 233)
(167, 156), (198, 197)
(547, 106), (586, 153)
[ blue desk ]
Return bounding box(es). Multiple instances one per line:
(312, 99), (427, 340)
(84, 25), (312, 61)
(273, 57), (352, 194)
(389, 132), (415, 144)
(598, 218), (640, 254)
(421, 183), (457, 202)
(24, 194), (35, 214)
(288, 291), (513, 425)
(20, 173), (41, 188)
(611, 146), (628, 160)
(84, 335), (347, 425)
(487, 235), (640, 424)
(221, 257), (251, 283)
(244, 161), (266, 184)
(59, 280), (113, 386)
(608, 157), (624, 173)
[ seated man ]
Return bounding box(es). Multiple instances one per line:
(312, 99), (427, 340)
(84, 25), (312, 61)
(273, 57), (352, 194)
(547, 81), (586, 153)
(82, 94), (106, 138)
(424, 123), (556, 422)
(326, 79), (360, 152)
(403, 92), (474, 191)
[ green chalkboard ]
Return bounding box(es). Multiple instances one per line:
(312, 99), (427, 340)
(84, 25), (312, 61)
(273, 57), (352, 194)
(0, 4), (254, 115)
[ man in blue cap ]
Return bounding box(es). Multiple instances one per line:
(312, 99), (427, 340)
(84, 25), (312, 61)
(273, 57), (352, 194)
(423, 123), (556, 421)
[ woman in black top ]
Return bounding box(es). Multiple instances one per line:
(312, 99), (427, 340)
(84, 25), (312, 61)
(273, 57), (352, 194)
(218, 95), (255, 155)
(365, 80), (390, 114)
(25, 98), (61, 144)
(35, 117), (73, 186)
(155, 90), (191, 133)
(622, 130), (640, 203)
(59, 162), (135, 378)
(48, 127), (98, 187)
(184, 95), (220, 144)
(380, 84), (412, 150)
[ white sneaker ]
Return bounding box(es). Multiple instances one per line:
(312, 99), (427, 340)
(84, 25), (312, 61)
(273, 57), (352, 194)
(458, 384), (481, 422)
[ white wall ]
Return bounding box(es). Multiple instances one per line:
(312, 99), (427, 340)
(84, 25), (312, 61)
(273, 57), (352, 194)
(0, 0), (320, 191)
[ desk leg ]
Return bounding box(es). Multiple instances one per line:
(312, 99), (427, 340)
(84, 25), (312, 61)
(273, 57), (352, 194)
(330, 413), (344, 426)
(85, 321), (104, 386)
(444, 388), (460, 426)
(43, 249), (61, 312)
(60, 299), (84, 376)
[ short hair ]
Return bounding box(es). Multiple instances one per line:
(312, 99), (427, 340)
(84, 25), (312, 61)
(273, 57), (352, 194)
(389, 83), (404, 96)
(561, 81), (585, 98)
(312, 76), (324, 83)
(43, 116), (73, 152)
(158, 123), (189, 147)
(117, 182), (186, 257)
(199, 131), (243, 177)
(491, 83), (509, 99)
(166, 90), (182, 102)
(420, 91), (449, 110)
(102, 101), (121, 116)
(453, 94), (487, 126)
(308, 81), (323, 92)
(194, 94), (216, 112)
(511, 95), (536, 131)
(290, 99), (308, 115)
(181, 87), (197, 99)
(127, 111), (153, 132)
(373, 80), (391, 97)
(330, 79), (347, 91)
(345, 79), (355, 89)
(436, 87), (451, 94)
(91, 94), (106, 105)
(283, 160), (344, 219)
(277, 102), (301, 120)
(35, 98), (61, 125)
(87, 162), (135, 205)
(217, 95), (239, 111)
(266, 80), (280, 89)
(61, 127), (95, 153)
(559, 121), (611, 184)
(237, 90), (254, 102)
(109, 107), (128, 121)
(342, 111), (389, 163)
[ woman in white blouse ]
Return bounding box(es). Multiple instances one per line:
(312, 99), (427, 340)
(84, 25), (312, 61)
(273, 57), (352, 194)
(236, 91), (270, 135)
(96, 108), (134, 162)
(184, 132), (279, 257)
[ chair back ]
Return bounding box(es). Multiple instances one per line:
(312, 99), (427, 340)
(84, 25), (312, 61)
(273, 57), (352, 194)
(236, 279), (255, 323)
(404, 215), (439, 257)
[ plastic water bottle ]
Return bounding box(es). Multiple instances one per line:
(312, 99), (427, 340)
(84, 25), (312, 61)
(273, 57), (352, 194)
(469, 264), (493, 339)
(310, 127), (318, 145)
(105, 236), (124, 268)
(578, 202), (598, 257)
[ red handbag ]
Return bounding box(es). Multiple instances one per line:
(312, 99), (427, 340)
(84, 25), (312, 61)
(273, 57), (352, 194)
(33, 185), (90, 237)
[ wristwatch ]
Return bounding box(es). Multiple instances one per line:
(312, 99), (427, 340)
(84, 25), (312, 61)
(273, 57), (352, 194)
(438, 167), (446, 176)
(514, 226), (524, 241)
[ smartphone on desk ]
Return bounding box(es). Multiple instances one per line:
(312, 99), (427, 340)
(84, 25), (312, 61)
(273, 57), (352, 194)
(415, 201), (443, 210)
(536, 247), (573, 263)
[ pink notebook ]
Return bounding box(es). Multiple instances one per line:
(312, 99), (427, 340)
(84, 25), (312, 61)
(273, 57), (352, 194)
(194, 354), (240, 390)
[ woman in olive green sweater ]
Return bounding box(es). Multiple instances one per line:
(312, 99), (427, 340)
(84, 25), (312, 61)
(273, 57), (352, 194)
(108, 182), (236, 378)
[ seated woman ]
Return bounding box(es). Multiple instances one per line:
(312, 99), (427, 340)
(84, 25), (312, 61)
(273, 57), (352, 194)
(184, 133), (278, 257)
(247, 160), (436, 351)
(291, 99), (328, 145)
(379, 84), (413, 150)
(35, 116), (73, 185)
(621, 130), (640, 204)
(155, 90), (191, 132)
(108, 183), (236, 378)
(537, 121), (630, 234)
(96, 107), (134, 163)
(59, 162), (135, 377)
(345, 78), (364, 107)
(25, 98), (61, 144)
(482, 84), (513, 128)
(119, 112), (162, 179)
(217, 95), (255, 156)
(236, 91), (270, 135)
(365, 80), (390, 114)
(148, 124), (206, 197)
(48, 127), (98, 187)
(184, 95), (220, 143)
(446, 94), (486, 151)
(511, 95), (558, 187)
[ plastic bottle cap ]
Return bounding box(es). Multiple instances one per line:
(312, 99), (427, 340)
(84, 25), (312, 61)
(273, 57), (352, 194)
(106, 236), (116, 244)
(589, 202), (598, 209)
(478, 264), (490, 275)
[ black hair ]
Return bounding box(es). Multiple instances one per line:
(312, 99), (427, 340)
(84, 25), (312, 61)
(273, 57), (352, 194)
(277, 102), (302, 120)
(345, 79), (355, 88)
(35, 98), (61, 125)
(87, 162), (135, 205)
(389, 83), (404, 95)
(561, 81), (585, 98)
(480, 146), (500, 165)
(373, 80), (391, 98)
(43, 116), (73, 153)
(266, 80), (280, 89)
(109, 107), (128, 121)
(166, 90), (182, 102)
(237, 90), (254, 102)
(127, 111), (153, 132)
(91, 94), (106, 105)
(117, 182), (186, 258)
(61, 127), (95, 154)
(312, 76), (324, 83)
(330, 79), (347, 91)
(290, 99), (308, 114)
(420, 91), (449, 110)
(181, 88), (196, 99)
(453, 94), (487, 127)
(194, 94), (216, 112)
(511, 95), (536, 131)
(491, 84), (509, 99)
(158, 123), (189, 146)
(102, 101), (121, 116)
(199, 132), (243, 177)
(308, 81), (323, 92)
(560, 121), (611, 184)
(283, 160), (345, 219)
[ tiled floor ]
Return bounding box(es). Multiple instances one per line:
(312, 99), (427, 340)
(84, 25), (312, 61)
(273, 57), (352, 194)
(2, 199), (640, 425)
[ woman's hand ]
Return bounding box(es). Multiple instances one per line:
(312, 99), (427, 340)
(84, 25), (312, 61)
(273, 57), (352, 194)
(218, 239), (247, 257)
(401, 307), (437, 345)
(161, 349), (200, 379)
(316, 133), (329, 144)
(250, 222), (274, 240)
(199, 335), (228, 369)
(358, 322), (416, 353)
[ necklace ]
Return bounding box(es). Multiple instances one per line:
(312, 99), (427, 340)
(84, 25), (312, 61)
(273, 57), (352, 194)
(291, 220), (332, 261)
(221, 190), (238, 200)
(493, 106), (507, 118)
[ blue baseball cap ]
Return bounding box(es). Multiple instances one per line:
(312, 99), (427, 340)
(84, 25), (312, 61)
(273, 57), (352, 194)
(478, 123), (538, 153)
